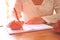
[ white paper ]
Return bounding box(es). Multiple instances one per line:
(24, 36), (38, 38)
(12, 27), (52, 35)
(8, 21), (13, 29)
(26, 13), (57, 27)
(23, 24), (53, 31)
(5, 24), (53, 34)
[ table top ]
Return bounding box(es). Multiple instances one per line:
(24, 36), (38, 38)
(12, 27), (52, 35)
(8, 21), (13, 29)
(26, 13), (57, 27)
(0, 24), (60, 40)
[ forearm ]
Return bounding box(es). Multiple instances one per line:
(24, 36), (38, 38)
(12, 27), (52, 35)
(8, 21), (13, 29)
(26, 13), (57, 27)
(41, 14), (60, 24)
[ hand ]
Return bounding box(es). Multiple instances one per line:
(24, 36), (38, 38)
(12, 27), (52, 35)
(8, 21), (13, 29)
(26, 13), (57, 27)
(26, 17), (47, 24)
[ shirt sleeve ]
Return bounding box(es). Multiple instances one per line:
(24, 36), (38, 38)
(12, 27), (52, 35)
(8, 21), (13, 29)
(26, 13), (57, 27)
(54, 0), (60, 14)
(41, 0), (60, 24)
(41, 14), (60, 24)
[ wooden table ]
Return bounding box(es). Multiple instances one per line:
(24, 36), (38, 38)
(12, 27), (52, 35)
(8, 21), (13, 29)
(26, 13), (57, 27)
(0, 24), (60, 40)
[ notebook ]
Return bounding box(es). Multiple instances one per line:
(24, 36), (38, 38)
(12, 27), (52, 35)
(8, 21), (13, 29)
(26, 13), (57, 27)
(4, 24), (53, 34)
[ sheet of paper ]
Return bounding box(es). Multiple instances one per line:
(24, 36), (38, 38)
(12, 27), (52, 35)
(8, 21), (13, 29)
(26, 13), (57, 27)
(23, 24), (53, 31)
(5, 24), (53, 34)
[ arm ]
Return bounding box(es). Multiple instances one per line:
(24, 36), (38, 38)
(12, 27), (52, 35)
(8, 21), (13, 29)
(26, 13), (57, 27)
(41, 0), (60, 24)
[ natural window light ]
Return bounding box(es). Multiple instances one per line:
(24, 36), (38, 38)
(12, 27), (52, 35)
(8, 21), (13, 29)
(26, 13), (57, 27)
(0, 0), (16, 26)
(0, 0), (17, 40)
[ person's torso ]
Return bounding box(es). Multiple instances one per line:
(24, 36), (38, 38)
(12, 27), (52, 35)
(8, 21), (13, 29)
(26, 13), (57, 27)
(22, 0), (54, 22)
